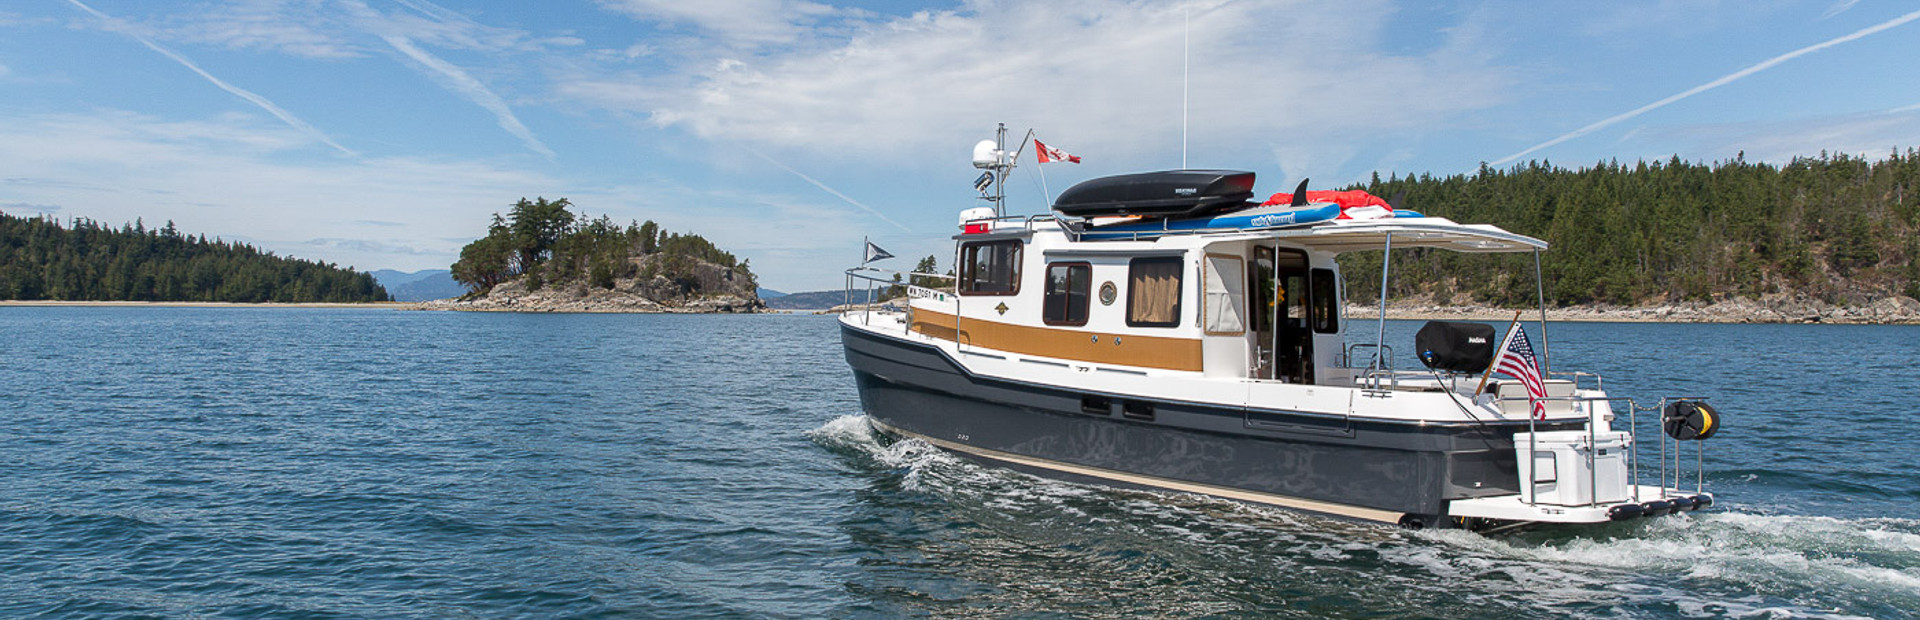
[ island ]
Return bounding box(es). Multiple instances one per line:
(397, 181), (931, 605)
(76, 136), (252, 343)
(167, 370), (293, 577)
(422, 197), (763, 313)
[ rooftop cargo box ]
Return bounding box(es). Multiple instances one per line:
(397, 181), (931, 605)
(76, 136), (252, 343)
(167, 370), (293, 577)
(1052, 170), (1256, 218)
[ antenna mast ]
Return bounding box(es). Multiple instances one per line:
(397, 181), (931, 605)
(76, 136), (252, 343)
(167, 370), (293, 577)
(974, 123), (1027, 217)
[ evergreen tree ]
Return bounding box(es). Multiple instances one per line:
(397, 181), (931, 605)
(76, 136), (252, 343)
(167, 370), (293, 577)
(0, 212), (389, 302)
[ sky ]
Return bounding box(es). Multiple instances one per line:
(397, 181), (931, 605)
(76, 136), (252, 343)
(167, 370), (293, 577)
(3, 0), (1919, 292)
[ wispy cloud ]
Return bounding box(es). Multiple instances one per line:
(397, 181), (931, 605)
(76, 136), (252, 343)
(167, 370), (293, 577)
(305, 237), (445, 256)
(61, 0), (356, 156)
(1822, 0), (1863, 20)
(1490, 8), (1920, 167)
(1, 201), (63, 214)
(595, 0), (838, 46)
(380, 34), (556, 159)
(746, 147), (911, 232)
(163, 0), (362, 59)
(1615, 105), (1920, 165)
(61, 0), (355, 155)
(0, 109), (553, 271)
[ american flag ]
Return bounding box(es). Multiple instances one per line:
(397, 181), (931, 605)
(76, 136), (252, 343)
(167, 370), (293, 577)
(1496, 326), (1548, 419)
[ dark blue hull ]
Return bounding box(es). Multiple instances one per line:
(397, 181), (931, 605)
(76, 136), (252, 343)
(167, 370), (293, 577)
(842, 323), (1565, 522)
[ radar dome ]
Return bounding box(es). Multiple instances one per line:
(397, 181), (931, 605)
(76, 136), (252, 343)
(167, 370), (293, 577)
(972, 140), (1000, 169)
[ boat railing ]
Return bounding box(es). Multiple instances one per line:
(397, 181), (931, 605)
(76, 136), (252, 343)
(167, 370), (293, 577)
(1549, 370), (1604, 393)
(1339, 343), (1405, 392)
(842, 267), (955, 333)
(1495, 393), (1711, 510)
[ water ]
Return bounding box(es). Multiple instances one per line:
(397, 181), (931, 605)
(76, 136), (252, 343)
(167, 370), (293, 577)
(1, 308), (1915, 618)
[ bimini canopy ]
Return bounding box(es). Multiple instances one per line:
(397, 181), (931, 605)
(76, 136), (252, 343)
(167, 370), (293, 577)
(1265, 217), (1547, 253)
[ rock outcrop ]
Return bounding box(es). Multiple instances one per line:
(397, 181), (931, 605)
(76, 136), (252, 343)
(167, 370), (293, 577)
(421, 254), (764, 314)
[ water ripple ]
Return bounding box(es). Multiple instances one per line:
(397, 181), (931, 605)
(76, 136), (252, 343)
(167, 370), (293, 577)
(1, 309), (1915, 618)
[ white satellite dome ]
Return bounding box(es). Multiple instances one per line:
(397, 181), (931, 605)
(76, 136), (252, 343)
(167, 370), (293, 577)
(972, 139), (1000, 169)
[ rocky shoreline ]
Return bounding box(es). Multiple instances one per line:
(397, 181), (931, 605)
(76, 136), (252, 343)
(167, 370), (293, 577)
(411, 276), (763, 314)
(1347, 294), (1920, 325)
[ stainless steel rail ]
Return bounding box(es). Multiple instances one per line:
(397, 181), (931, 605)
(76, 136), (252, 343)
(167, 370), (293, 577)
(1495, 390), (1712, 508)
(843, 267), (955, 334)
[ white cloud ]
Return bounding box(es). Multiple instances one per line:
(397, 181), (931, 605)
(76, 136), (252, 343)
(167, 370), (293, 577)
(0, 110), (551, 271)
(568, 0), (1512, 180)
(0, 109), (924, 286)
(1624, 106), (1920, 165)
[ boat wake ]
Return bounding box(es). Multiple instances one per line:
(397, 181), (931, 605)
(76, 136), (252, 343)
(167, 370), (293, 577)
(1418, 513), (1920, 618)
(808, 415), (1919, 618)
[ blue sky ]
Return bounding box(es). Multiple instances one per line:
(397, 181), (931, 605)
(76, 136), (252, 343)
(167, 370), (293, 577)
(3, 1), (1918, 292)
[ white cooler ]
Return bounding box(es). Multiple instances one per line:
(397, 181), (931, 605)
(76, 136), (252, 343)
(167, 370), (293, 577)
(1515, 430), (1630, 506)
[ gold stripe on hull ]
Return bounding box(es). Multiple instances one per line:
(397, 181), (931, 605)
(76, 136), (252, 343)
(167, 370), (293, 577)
(868, 417), (1404, 524)
(909, 308), (1203, 372)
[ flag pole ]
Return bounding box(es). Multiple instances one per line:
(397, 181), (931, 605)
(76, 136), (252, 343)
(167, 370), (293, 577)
(1037, 152), (1051, 206)
(1474, 310), (1524, 396)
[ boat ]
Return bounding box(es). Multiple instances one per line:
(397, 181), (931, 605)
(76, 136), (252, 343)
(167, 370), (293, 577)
(839, 126), (1724, 530)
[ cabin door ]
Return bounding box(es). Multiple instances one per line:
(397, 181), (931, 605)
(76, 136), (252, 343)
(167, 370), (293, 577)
(1250, 247), (1314, 384)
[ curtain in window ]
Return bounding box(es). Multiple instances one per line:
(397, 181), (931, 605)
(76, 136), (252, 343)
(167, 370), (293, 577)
(1129, 259), (1182, 325)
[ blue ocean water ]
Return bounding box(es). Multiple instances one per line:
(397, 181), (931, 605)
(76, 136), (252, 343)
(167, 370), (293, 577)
(2, 307), (1916, 618)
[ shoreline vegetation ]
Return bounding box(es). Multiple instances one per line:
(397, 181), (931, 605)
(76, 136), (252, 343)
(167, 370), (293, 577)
(0, 211), (389, 303)
(430, 197), (763, 314)
(0, 300), (408, 309)
(8, 297), (1918, 324)
(1339, 151), (1920, 310)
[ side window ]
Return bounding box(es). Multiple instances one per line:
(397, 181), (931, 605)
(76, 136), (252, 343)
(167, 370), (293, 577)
(959, 241), (1021, 295)
(1127, 257), (1183, 327)
(1311, 268), (1339, 333)
(1202, 254), (1245, 335)
(1043, 262), (1090, 326)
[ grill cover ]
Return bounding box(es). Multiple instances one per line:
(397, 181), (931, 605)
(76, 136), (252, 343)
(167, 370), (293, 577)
(1415, 321), (1496, 373)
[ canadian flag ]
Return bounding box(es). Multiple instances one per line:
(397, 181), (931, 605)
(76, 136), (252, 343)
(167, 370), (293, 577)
(1035, 139), (1081, 164)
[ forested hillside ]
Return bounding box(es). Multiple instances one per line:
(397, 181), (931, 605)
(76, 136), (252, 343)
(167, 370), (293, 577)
(1340, 151), (1920, 307)
(0, 212), (389, 303)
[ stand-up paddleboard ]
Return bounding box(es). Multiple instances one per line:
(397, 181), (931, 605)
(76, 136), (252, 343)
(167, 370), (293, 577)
(1077, 204), (1426, 241)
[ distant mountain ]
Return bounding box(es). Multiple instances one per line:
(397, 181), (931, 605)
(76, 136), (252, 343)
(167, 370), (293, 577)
(757, 287), (787, 298)
(763, 288), (886, 310)
(370, 269), (433, 286)
(372, 269), (466, 302)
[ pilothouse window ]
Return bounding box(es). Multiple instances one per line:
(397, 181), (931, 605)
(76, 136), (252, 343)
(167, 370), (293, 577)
(1043, 262), (1090, 325)
(1127, 257), (1183, 327)
(959, 240), (1021, 295)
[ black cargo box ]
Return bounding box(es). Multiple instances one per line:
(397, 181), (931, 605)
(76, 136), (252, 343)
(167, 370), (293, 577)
(1415, 321), (1497, 373)
(1052, 170), (1256, 218)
